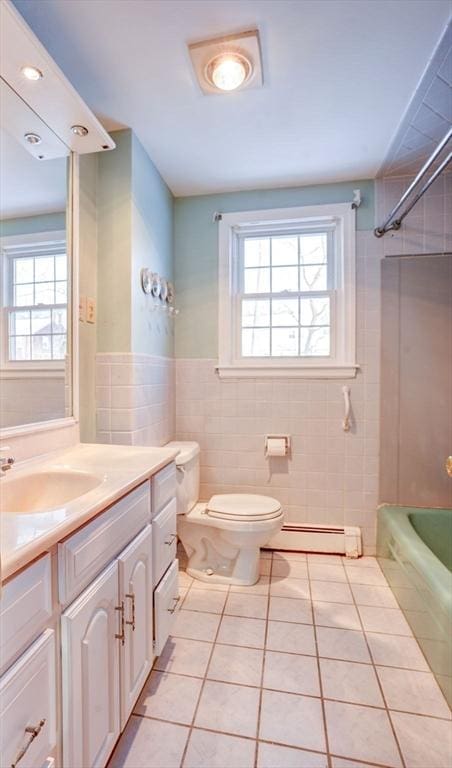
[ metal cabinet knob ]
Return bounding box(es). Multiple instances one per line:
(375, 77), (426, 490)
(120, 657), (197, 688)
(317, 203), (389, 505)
(446, 456), (452, 478)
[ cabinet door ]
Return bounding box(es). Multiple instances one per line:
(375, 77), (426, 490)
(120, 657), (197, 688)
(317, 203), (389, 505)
(152, 497), (177, 587)
(118, 525), (153, 729)
(61, 562), (120, 768)
(154, 559), (179, 656)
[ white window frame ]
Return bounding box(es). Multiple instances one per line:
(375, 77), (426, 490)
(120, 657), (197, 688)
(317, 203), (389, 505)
(0, 230), (67, 375)
(218, 203), (358, 379)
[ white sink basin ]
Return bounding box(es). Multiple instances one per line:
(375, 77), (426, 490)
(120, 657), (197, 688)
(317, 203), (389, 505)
(0, 469), (103, 513)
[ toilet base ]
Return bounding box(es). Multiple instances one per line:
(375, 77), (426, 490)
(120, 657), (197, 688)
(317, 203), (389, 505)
(185, 547), (260, 587)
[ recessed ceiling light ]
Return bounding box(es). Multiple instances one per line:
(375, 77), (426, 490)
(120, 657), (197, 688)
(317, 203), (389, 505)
(24, 132), (42, 144)
(71, 125), (89, 137)
(206, 53), (252, 92)
(21, 65), (43, 81)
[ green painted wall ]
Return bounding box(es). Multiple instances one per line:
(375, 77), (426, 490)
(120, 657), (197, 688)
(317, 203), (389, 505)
(174, 180), (374, 358)
(0, 211), (66, 237)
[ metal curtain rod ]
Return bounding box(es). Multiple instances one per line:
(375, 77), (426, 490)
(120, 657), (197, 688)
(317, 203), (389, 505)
(374, 128), (452, 238)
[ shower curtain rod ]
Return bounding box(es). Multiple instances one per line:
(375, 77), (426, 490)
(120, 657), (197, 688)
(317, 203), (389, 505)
(374, 128), (452, 238)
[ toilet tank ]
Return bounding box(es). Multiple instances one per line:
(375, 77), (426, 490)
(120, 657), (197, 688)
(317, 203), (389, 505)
(165, 441), (200, 514)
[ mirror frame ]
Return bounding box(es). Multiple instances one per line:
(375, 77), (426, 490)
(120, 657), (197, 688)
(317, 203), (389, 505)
(0, 152), (79, 438)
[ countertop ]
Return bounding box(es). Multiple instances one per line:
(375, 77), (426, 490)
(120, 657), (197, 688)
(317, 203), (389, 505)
(0, 442), (179, 582)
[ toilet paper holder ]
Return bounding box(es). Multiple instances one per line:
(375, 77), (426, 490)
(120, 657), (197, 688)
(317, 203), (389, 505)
(265, 434), (291, 458)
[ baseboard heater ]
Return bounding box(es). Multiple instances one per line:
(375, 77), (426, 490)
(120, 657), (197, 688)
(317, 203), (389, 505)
(263, 523), (362, 558)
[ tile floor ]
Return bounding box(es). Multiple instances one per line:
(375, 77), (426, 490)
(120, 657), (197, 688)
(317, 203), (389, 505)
(108, 551), (451, 768)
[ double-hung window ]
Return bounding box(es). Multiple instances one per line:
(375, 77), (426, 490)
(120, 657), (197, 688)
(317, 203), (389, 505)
(218, 204), (357, 378)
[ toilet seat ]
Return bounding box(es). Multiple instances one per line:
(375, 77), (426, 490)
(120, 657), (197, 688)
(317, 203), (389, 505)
(206, 494), (282, 522)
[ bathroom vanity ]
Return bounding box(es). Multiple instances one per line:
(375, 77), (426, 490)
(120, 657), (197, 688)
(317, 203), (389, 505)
(0, 443), (179, 768)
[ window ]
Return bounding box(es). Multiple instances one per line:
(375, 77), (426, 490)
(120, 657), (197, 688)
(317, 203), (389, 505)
(1, 233), (67, 365)
(218, 204), (357, 378)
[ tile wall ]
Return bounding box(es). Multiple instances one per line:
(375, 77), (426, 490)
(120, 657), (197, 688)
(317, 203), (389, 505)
(95, 353), (175, 446)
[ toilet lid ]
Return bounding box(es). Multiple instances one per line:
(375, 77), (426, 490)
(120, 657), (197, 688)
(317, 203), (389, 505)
(206, 494), (282, 521)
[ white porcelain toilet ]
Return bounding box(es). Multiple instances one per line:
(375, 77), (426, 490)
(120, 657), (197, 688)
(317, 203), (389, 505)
(166, 441), (284, 586)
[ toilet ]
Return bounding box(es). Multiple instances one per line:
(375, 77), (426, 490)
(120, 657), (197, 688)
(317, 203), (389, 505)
(166, 441), (284, 586)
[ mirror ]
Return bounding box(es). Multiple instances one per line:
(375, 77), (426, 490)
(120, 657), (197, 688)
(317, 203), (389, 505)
(0, 80), (72, 429)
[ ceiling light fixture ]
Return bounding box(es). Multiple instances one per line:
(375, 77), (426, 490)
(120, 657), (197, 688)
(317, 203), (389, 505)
(21, 65), (43, 81)
(24, 132), (42, 144)
(71, 125), (89, 136)
(206, 53), (251, 92)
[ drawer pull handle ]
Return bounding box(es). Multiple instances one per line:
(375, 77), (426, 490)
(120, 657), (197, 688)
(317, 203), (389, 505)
(125, 592), (136, 631)
(115, 602), (125, 645)
(11, 718), (46, 768)
(167, 596), (181, 614)
(164, 533), (177, 546)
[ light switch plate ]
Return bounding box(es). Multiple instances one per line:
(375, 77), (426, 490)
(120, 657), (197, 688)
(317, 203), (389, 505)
(79, 295), (86, 322)
(86, 297), (96, 324)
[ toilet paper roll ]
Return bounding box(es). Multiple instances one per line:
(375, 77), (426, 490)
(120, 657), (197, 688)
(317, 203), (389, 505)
(266, 438), (287, 457)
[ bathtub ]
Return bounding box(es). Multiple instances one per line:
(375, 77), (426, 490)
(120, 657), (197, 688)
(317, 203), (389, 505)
(377, 505), (452, 707)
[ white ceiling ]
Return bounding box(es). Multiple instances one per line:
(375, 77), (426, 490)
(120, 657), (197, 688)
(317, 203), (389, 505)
(13, 0), (452, 196)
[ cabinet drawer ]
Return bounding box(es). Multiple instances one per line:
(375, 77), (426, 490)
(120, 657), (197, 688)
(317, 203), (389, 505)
(0, 555), (52, 674)
(0, 629), (56, 768)
(59, 481), (150, 606)
(154, 559), (179, 656)
(152, 462), (176, 518)
(152, 498), (177, 587)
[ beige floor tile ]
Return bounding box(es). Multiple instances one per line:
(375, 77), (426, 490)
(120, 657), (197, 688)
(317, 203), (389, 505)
(344, 556), (380, 568)
(391, 711), (452, 768)
(207, 643), (263, 686)
(325, 700), (402, 767)
(263, 650), (320, 696)
(108, 715), (189, 768)
(345, 566), (387, 586)
(310, 580), (353, 604)
(230, 577), (270, 595)
(331, 759), (381, 768)
(178, 571), (194, 588)
(154, 637), (212, 677)
(266, 620), (316, 656)
(358, 605), (412, 636)
(319, 658), (383, 707)
(366, 633), (429, 671)
(184, 729), (255, 768)
(217, 615), (267, 649)
(312, 601), (361, 630)
(260, 549), (273, 559)
(307, 554), (344, 564)
(260, 559), (272, 575)
(258, 742), (327, 768)
(189, 580), (230, 591)
(268, 596), (313, 624)
(308, 563), (347, 582)
(179, 587), (189, 604)
(377, 666), (451, 718)
(194, 680), (260, 738)
(259, 689), (326, 752)
(172, 610), (221, 642)
(272, 560), (309, 579)
(134, 670), (202, 724)
(182, 589), (227, 614)
(274, 551), (307, 562)
(316, 627), (371, 663)
(225, 592), (268, 619)
(351, 584), (399, 608)
(270, 577), (311, 600)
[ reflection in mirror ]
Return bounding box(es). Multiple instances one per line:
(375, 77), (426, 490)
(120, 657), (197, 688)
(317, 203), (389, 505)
(0, 85), (70, 429)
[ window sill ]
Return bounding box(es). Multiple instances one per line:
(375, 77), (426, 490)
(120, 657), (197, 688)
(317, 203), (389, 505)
(0, 367), (65, 379)
(216, 363), (360, 379)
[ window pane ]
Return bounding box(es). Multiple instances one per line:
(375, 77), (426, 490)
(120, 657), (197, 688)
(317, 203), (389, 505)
(31, 309), (52, 335)
(55, 254), (67, 280)
(9, 310), (30, 336)
(52, 307), (67, 333)
(271, 236), (298, 266)
(55, 281), (67, 304)
(32, 335), (51, 360)
(272, 266), (298, 293)
(300, 297), (330, 326)
(242, 328), (270, 356)
(300, 264), (327, 291)
(242, 299), (270, 327)
(272, 299), (299, 326)
(52, 335), (67, 359)
(10, 336), (30, 361)
(35, 282), (55, 305)
(14, 258), (33, 284)
(244, 238), (270, 268)
(15, 283), (34, 306)
(300, 327), (330, 356)
(299, 233), (328, 264)
(244, 268), (270, 294)
(272, 328), (298, 356)
(35, 256), (54, 282)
